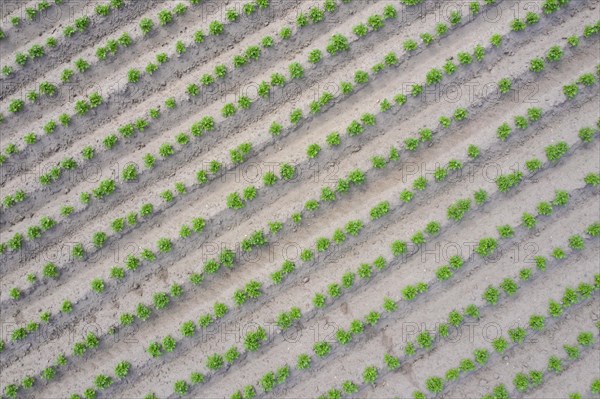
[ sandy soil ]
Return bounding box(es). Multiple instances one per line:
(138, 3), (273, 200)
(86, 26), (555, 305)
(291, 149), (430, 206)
(1, 0), (599, 398)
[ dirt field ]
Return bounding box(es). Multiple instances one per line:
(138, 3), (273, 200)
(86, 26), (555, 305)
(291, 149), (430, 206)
(1, 0), (599, 398)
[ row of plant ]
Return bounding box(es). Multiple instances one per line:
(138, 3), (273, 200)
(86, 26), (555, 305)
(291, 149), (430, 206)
(414, 257), (600, 397)
(564, 379), (600, 399)
(0, 0), (281, 192)
(0, 2), (463, 306)
(0, 0), (269, 104)
(0, 0), (409, 208)
(0, 0), (511, 209)
(2, 359), (131, 399)
(0, 9), (588, 390)
(480, 333), (600, 399)
(3, 25), (593, 352)
(1, 2), (572, 270)
(0, 0), (127, 75)
(5, 97), (596, 396)
(153, 173), (599, 397)
(5, 201), (595, 399)
(226, 211), (600, 398)
(5, 2), (580, 318)
(0, 0), (588, 396)
(290, 199), (600, 396)
(317, 287), (600, 399)
(3, 51), (554, 334)
(157, 136), (600, 396)
(0, 0), (327, 157)
(4, 40), (597, 383)
(0, 0), (395, 257)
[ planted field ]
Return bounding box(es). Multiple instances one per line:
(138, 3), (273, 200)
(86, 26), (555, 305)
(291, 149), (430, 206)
(0, 0), (599, 398)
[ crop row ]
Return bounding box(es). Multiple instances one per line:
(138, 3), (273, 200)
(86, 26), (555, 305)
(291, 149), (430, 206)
(0, 0), (347, 168)
(303, 282), (600, 399)
(132, 170), (600, 396)
(0, 0), (210, 81)
(0, 0), (407, 250)
(2, 9), (588, 285)
(3, 43), (596, 365)
(480, 333), (600, 399)
(2, 84), (587, 396)
(0, 0), (443, 210)
(76, 163), (598, 397)
(4, 31), (597, 315)
(4, 71), (596, 399)
(1, 2), (596, 390)
(0, 0), (117, 47)
(226, 219), (600, 397)
(3, 12), (592, 316)
(3, 70), (596, 399)
(0, 0), (514, 289)
(404, 255), (600, 398)
(4, 0), (544, 207)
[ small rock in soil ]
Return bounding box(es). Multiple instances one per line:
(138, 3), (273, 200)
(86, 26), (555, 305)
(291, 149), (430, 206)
(303, 277), (309, 283)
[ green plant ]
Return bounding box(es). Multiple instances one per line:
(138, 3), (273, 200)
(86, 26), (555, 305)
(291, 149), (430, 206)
(91, 278), (105, 293)
(563, 84), (579, 99)
(447, 198), (471, 221)
(587, 222), (600, 237)
(458, 52), (472, 65)
(578, 73), (597, 87)
(547, 356), (563, 374)
(287, 61), (305, 79)
(94, 374), (113, 390)
(578, 331), (594, 346)
(474, 348), (489, 365)
(585, 173), (600, 186)
(492, 337), (508, 353)
(424, 66), (446, 85)
(513, 372), (530, 393)
(436, 22), (448, 36)
(528, 56), (546, 73)
(326, 33), (350, 55)
(465, 304), (479, 320)
(508, 327), (527, 344)
(114, 361), (131, 378)
(483, 286), (500, 305)
(497, 224), (514, 238)
(426, 376), (444, 393)
(500, 278), (518, 296)
(224, 346), (240, 363)
(296, 353), (311, 370)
